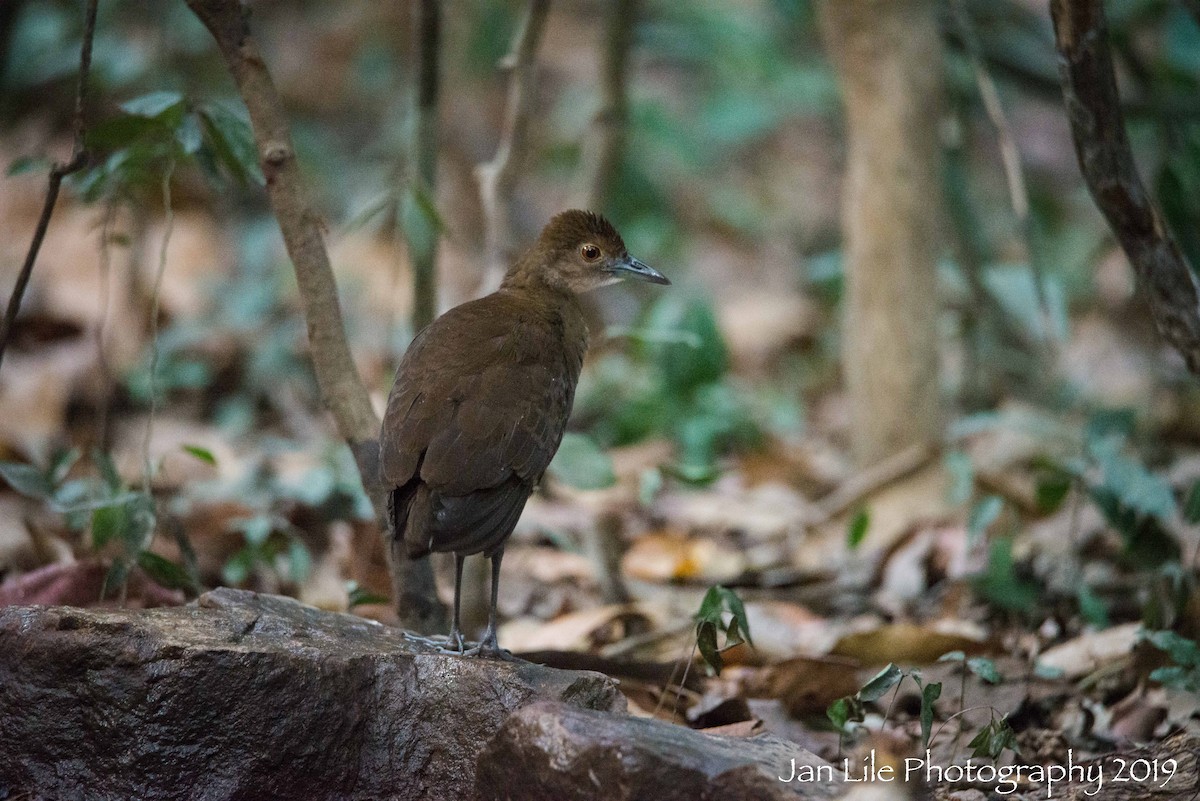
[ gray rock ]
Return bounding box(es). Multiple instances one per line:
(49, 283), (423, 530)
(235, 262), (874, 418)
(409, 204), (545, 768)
(0, 588), (622, 801)
(475, 701), (843, 800)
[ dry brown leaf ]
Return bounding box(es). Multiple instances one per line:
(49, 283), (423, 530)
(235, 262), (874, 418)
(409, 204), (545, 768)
(717, 290), (819, 372)
(831, 621), (987, 665)
(621, 530), (746, 583)
(1036, 622), (1140, 679)
(743, 655), (863, 717)
(498, 603), (665, 653)
(744, 600), (838, 660)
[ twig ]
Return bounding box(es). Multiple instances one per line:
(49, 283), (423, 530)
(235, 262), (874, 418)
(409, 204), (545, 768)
(1051, 0), (1200, 373)
(183, 0), (444, 633)
(814, 442), (938, 523)
(0, 0), (98, 372)
(573, 0), (638, 211)
(476, 0), (551, 293)
(408, 0), (440, 333)
(143, 160), (176, 499)
(951, 0), (1056, 346)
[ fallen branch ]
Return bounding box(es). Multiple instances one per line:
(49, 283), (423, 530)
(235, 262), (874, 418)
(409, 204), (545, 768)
(182, 0), (443, 632)
(1051, 0), (1200, 372)
(0, 0), (97, 372)
(814, 442), (938, 524)
(476, 0), (551, 293)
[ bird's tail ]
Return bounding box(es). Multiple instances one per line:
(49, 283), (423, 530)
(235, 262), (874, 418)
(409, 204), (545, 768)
(391, 481), (433, 559)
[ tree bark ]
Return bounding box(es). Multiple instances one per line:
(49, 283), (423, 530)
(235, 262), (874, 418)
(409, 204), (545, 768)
(1050, 0), (1200, 373)
(819, 0), (944, 466)
(408, 0), (440, 334)
(182, 0), (443, 632)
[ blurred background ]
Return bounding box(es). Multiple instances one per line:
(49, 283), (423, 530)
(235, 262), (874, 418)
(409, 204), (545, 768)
(2, 0), (1200, 760)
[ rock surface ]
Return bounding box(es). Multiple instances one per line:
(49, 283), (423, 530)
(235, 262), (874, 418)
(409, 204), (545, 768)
(0, 588), (622, 801)
(476, 701), (843, 800)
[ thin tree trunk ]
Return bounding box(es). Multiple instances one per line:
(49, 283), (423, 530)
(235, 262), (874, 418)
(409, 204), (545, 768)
(408, 0), (440, 334)
(184, 0), (444, 633)
(818, 0), (943, 466)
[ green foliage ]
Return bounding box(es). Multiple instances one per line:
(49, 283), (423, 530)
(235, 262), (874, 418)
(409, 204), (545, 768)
(1144, 630), (1200, 692)
(967, 495), (1003, 544)
(846, 507), (869, 550)
(826, 664), (941, 750)
(72, 91), (260, 202)
(346, 581), (389, 609)
(578, 294), (770, 484)
(972, 537), (1040, 613)
(967, 717), (1018, 760)
(694, 585), (754, 676)
(548, 433), (616, 490)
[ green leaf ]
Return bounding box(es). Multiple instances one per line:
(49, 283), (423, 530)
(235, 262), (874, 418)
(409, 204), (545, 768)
(93, 450), (124, 493)
(121, 90), (185, 118)
(0, 462), (53, 499)
(1184, 479), (1200, 525)
(347, 581), (389, 609)
(235, 515), (274, 547)
(945, 450), (974, 506)
(547, 433), (616, 490)
(1077, 583), (1110, 627)
(198, 103), (263, 186)
(7, 155), (52, 176)
(967, 495), (1003, 544)
(696, 619), (722, 675)
(968, 717), (1017, 760)
(101, 558), (131, 600)
(137, 551), (195, 592)
(826, 696), (851, 729)
(972, 537), (1039, 613)
(286, 539), (312, 584)
(847, 507), (869, 550)
(638, 467), (663, 506)
(966, 657), (1001, 684)
(1093, 443), (1177, 521)
(221, 547), (254, 586)
(920, 681), (941, 749)
(91, 503), (123, 548)
(1145, 630), (1200, 666)
(181, 444), (217, 466)
(858, 663), (903, 702)
(1035, 471), (1072, 514)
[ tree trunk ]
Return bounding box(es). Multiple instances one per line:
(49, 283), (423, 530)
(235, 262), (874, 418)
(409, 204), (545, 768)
(819, 0), (943, 466)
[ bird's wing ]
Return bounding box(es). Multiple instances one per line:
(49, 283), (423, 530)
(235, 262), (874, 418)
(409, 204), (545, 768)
(379, 296), (580, 497)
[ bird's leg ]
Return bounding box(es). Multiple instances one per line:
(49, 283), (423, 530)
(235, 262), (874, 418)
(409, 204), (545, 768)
(465, 549), (512, 659)
(402, 554), (466, 654)
(445, 553), (466, 654)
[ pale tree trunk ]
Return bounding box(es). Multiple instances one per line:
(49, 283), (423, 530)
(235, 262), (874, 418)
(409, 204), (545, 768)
(819, 0), (944, 466)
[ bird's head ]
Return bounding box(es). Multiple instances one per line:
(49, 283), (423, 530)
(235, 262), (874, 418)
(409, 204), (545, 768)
(505, 209), (669, 294)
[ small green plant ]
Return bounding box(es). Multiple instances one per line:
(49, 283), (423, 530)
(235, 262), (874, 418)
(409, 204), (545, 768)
(826, 664), (943, 750)
(693, 584), (754, 676)
(0, 449), (197, 597)
(1143, 630), (1200, 692)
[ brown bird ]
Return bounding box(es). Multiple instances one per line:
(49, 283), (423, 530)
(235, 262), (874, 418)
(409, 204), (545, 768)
(381, 210), (668, 656)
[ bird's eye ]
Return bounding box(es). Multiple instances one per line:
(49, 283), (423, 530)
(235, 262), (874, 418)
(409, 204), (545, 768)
(580, 243), (601, 262)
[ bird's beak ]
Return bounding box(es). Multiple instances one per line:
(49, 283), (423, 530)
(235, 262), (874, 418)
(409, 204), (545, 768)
(612, 255), (670, 285)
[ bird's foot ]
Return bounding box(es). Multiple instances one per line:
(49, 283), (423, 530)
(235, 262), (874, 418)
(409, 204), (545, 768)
(401, 630), (467, 655)
(462, 631), (513, 660)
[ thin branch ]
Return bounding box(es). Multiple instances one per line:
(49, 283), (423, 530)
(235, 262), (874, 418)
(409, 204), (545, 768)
(1051, 0), (1200, 373)
(951, 0), (1056, 349)
(476, 0), (551, 293)
(573, 0), (638, 212)
(408, 0), (440, 333)
(183, 0), (444, 632)
(0, 0), (98, 372)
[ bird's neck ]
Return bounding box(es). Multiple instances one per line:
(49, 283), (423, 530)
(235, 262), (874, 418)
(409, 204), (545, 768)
(500, 249), (574, 300)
